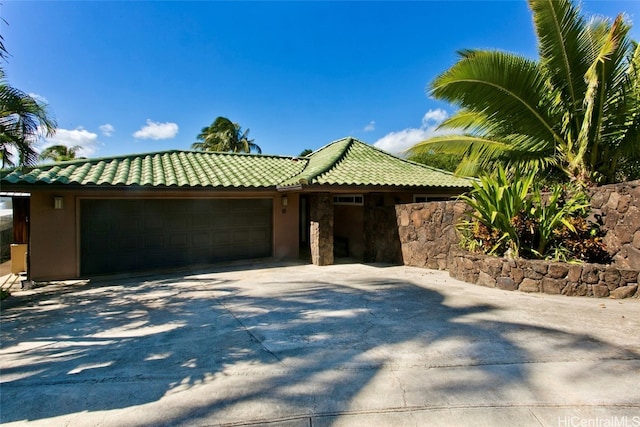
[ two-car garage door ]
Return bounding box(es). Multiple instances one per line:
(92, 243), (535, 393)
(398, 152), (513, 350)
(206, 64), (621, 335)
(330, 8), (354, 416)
(80, 198), (272, 276)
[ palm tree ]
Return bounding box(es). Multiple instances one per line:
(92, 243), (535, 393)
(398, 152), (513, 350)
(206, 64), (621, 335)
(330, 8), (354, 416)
(39, 144), (83, 162)
(407, 0), (639, 184)
(0, 24), (56, 169)
(0, 71), (56, 168)
(192, 116), (262, 154)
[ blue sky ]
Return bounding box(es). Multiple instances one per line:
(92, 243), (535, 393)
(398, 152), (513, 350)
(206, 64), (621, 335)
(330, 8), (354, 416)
(2, 1), (638, 160)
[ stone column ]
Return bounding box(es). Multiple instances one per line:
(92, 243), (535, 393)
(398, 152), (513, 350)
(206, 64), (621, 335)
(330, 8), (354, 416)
(309, 193), (334, 265)
(363, 193), (382, 262)
(363, 193), (402, 264)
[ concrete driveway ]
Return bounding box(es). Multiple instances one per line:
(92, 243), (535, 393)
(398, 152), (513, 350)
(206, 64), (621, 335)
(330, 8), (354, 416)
(1, 262), (639, 426)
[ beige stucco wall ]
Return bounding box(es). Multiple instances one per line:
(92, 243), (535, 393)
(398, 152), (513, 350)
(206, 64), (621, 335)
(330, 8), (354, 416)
(273, 192), (299, 259)
(28, 189), (299, 281)
(30, 192), (78, 280)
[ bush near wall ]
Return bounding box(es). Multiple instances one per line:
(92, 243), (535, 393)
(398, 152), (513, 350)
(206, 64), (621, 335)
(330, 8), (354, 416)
(396, 187), (640, 299)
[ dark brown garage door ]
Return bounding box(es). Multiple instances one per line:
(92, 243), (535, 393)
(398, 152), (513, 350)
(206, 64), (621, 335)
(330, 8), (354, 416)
(80, 198), (272, 275)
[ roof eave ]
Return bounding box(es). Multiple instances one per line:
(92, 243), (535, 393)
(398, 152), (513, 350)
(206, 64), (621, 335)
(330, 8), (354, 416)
(280, 183), (470, 193)
(276, 184), (303, 192)
(0, 182), (280, 192)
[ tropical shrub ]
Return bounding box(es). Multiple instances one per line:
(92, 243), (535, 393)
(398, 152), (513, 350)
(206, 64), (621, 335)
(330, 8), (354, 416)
(521, 184), (590, 258)
(457, 167), (535, 257)
(408, 0), (640, 185)
(458, 168), (609, 262)
(552, 216), (611, 264)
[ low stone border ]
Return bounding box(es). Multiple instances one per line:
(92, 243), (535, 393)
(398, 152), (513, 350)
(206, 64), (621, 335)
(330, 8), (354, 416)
(447, 250), (639, 299)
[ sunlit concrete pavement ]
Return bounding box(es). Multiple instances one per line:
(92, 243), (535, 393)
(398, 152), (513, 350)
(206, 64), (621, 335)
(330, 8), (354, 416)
(1, 261), (639, 427)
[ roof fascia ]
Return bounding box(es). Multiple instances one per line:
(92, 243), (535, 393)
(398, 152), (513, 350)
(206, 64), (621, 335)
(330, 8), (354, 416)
(290, 184), (470, 194)
(0, 183), (281, 193)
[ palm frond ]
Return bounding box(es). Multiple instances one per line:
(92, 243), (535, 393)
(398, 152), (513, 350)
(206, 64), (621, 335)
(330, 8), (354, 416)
(411, 0), (638, 184)
(429, 50), (562, 145)
(193, 116), (262, 154)
(529, 0), (589, 113)
(575, 15), (629, 179)
(0, 74), (56, 167)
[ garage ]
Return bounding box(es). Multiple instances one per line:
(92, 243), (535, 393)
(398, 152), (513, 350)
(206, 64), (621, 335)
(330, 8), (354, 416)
(80, 198), (273, 275)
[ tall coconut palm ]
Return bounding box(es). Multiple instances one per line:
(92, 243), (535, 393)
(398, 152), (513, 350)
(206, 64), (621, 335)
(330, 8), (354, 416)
(0, 68), (56, 168)
(39, 144), (83, 162)
(192, 116), (262, 154)
(407, 0), (639, 184)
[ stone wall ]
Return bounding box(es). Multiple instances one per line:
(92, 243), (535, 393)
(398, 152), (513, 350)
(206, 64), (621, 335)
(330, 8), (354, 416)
(447, 251), (639, 298)
(396, 201), (468, 270)
(363, 194), (402, 264)
(588, 180), (640, 268)
(395, 184), (640, 298)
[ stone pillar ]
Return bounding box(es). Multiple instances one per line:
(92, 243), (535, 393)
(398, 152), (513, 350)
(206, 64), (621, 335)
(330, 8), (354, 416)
(363, 193), (402, 264)
(363, 193), (382, 262)
(309, 193), (334, 265)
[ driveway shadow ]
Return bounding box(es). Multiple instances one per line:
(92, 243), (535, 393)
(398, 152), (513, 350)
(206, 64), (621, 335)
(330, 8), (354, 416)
(1, 264), (638, 425)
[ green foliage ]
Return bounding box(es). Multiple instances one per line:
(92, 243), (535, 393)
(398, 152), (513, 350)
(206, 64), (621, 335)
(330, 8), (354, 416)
(1, 68), (57, 168)
(39, 144), (83, 163)
(192, 116), (262, 154)
(457, 219), (509, 256)
(406, 150), (461, 172)
(1, 29), (57, 168)
(0, 21), (8, 62)
(458, 167), (535, 256)
(514, 184), (589, 257)
(553, 216), (611, 264)
(299, 148), (313, 157)
(458, 168), (609, 262)
(408, 0), (640, 185)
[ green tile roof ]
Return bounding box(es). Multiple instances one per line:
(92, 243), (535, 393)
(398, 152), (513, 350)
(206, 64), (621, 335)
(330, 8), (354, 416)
(279, 137), (472, 188)
(0, 138), (472, 190)
(1, 150), (306, 188)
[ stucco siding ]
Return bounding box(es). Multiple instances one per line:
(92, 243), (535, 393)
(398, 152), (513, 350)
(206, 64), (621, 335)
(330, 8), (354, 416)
(28, 189), (299, 281)
(30, 192), (78, 281)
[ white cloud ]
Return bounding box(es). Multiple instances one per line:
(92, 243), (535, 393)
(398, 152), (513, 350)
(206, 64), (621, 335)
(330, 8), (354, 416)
(364, 120), (376, 132)
(28, 93), (48, 104)
(422, 109), (448, 124)
(133, 119), (179, 140)
(99, 123), (115, 137)
(373, 108), (449, 155)
(41, 127), (99, 157)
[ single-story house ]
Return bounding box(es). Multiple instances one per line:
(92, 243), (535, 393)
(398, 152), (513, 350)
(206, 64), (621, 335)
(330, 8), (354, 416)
(0, 137), (471, 280)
